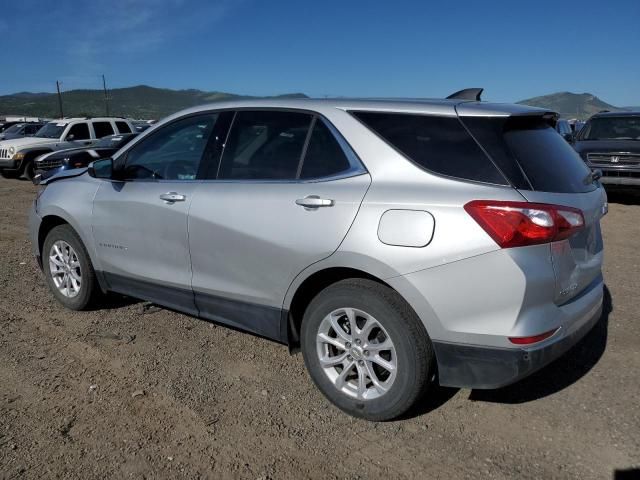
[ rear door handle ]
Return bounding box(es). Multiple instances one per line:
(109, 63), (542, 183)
(295, 195), (334, 209)
(160, 192), (186, 203)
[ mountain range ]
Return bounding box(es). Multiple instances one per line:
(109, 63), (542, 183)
(0, 85), (633, 120)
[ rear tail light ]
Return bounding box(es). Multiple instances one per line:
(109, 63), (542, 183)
(464, 200), (584, 248)
(509, 328), (559, 345)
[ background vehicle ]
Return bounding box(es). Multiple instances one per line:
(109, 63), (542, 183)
(0, 122), (45, 140)
(0, 117), (135, 180)
(29, 95), (606, 421)
(34, 133), (139, 182)
(556, 119), (574, 142)
(573, 111), (640, 186)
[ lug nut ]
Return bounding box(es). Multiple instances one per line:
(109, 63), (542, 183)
(358, 360), (364, 366)
(345, 342), (351, 349)
(355, 339), (361, 346)
(364, 350), (369, 357)
(347, 355), (353, 361)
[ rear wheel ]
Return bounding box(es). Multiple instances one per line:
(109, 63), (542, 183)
(43, 224), (100, 310)
(301, 279), (434, 421)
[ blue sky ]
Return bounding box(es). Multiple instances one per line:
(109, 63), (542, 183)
(1, 0), (638, 105)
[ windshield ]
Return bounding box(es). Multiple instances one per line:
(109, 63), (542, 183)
(2, 124), (23, 134)
(35, 123), (66, 139)
(579, 116), (640, 140)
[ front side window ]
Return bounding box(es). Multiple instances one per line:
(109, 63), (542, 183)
(122, 114), (217, 180)
(93, 121), (115, 138)
(218, 111), (312, 180)
(66, 123), (91, 140)
(352, 111), (507, 185)
(24, 124), (41, 135)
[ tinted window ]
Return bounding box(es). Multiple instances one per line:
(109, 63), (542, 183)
(93, 121), (115, 138)
(24, 124), (41, 135)
(67, 123), (91, 140)
(218, 111), (312, 180)
(503, 120), (594, 193)
(115, 121), (132, 134)
(300, 120), (352, 179)
(462, 116), (594, 193)
(123, 114), (217, 180)
(352, 111), (506, 185)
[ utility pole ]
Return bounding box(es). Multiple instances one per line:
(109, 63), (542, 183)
(102, 74), (110, 116)
(56, 81), (64, 119)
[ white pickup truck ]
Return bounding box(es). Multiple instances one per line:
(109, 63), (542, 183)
(0, 117), (135, 180)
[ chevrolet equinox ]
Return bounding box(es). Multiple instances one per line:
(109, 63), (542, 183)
(29, 92), (606, 420)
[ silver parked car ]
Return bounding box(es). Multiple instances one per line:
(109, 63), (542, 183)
(29, 93), (607, 420)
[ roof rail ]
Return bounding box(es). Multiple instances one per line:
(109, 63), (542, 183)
(446, 88), (483, 101)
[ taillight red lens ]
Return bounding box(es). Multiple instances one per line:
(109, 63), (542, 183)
(508, 328), (559, 345)
(464, 200), (584, 248)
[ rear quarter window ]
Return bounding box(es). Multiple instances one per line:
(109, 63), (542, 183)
(351, 111), (507, 185)
(462, 116), (595, 194)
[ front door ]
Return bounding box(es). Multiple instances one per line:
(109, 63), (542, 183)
(92, 113), (220, 313)
(188, 110), (371, 340)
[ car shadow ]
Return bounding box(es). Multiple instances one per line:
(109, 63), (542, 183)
(89, 293), (142, 311)
(468, 285), (612, 405)
(604, 187), (640, 205)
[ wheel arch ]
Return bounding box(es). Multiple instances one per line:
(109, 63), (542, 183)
(37, 213), (108, 293)
(285, 265), (400, 351)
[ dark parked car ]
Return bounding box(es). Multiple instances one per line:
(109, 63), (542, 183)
(0, 122), (45, 140)
(34, 133), (138, 182)
(0, 121), (23, 133)
(573, 111), (640, 187)
(555, 119), (574, 143)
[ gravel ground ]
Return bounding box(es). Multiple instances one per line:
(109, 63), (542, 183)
(1, 177), (639, 479)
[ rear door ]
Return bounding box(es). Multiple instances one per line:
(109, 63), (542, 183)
(188, 110), (370, 340)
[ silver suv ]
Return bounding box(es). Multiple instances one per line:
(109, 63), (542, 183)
(29, 94), (606, 420)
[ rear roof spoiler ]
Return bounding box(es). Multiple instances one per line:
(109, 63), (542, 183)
(446, 88), (483, 101)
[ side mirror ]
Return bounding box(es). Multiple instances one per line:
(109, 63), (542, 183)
(88, 158), (113, 179)
(66, 134), (75, 141)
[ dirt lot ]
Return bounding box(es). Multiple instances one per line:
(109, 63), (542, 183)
(0, 177), (638, 479)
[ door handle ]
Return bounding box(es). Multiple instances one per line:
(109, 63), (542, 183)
(295, 195), (334, 209)
(160, 192), (186, 203)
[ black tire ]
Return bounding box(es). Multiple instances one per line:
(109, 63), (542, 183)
(42, 224), (100, 310)
(20, 156), (36, 181)
(0, 169), (19, 179)
(301, 279), (434, 421)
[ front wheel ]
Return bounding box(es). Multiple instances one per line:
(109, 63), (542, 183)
(301, 279), (434, 421)
(42, 224), (100, 310)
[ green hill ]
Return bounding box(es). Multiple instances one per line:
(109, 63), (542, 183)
(0, 85), (308, 120)
(517, 92), (621, 119)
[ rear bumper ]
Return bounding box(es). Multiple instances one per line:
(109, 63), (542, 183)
(433, 283), (603, 389)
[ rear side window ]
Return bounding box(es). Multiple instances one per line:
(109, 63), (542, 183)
(218, 111), (312, 180)
(352, 112), (506, 185)
(462, 116), (595, 193)
(300, 120), (352, 179)
(93, 121), (115, 138)
(115, 121), (132, 134)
